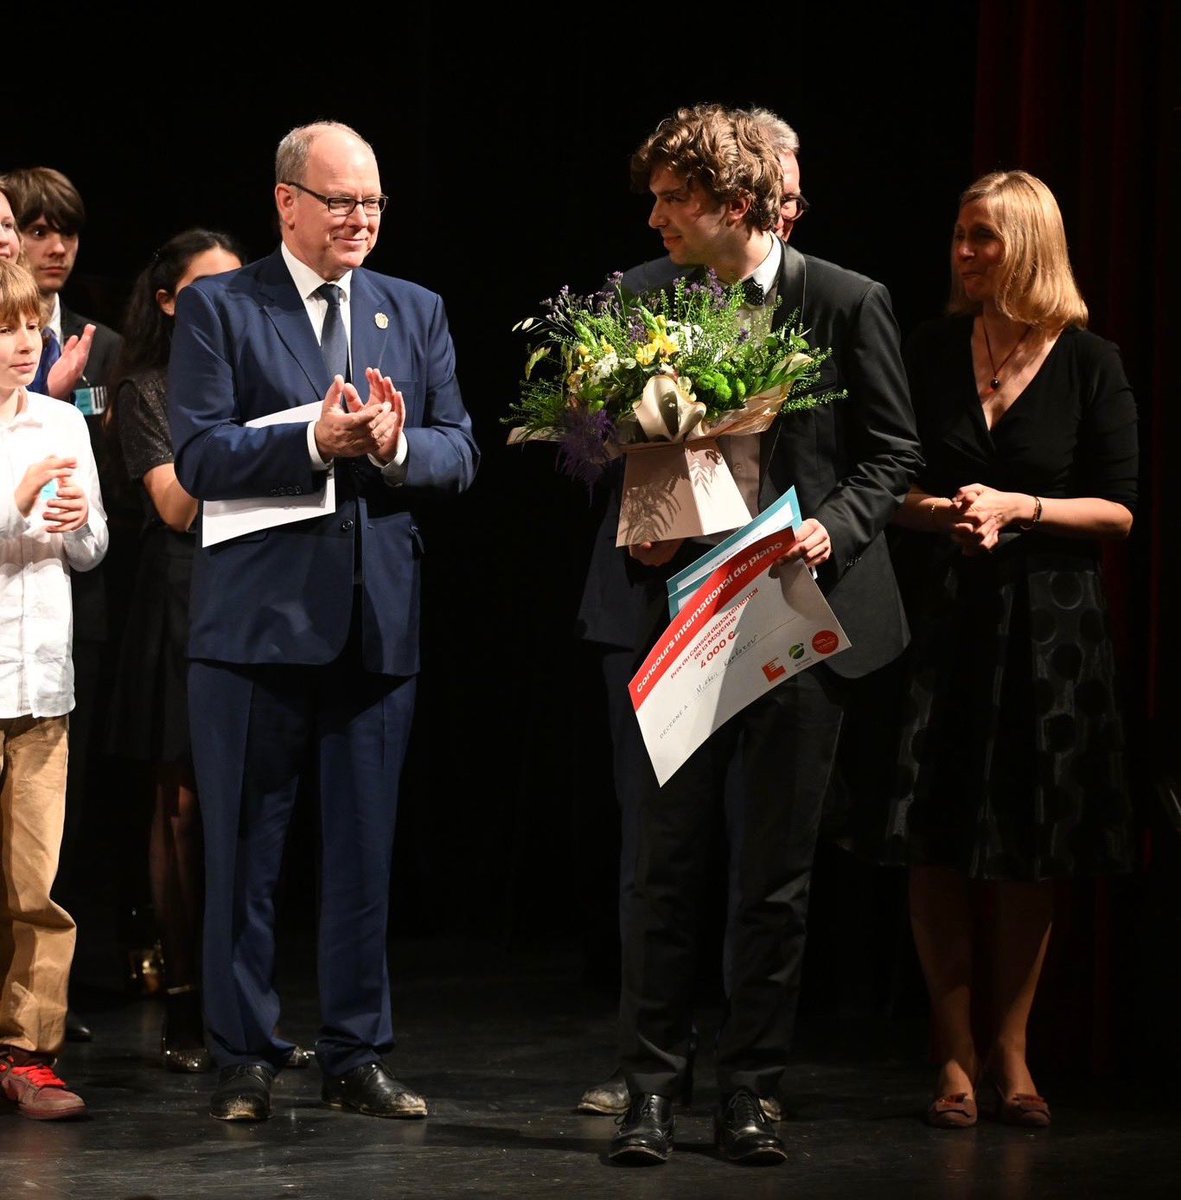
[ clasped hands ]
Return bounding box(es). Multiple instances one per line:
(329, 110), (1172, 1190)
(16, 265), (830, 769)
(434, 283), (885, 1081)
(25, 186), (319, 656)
(946, 484), (1026, 555)
(15, 456), (89, 532)
(313, 367), (405, 464)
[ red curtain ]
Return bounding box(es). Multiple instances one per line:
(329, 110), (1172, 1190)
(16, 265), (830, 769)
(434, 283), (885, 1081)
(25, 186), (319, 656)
(972, 0), (1177, 1073)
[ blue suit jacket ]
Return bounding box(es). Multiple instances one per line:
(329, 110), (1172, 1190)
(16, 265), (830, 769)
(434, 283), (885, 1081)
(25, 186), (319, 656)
(168, 248), (478, 675)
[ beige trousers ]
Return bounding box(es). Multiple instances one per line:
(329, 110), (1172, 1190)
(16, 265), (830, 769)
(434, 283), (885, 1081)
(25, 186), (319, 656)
(0, 714), (75, 1055)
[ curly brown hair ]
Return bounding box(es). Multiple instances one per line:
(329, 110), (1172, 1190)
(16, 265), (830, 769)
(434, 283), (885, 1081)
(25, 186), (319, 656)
(629, 104), (783, 232)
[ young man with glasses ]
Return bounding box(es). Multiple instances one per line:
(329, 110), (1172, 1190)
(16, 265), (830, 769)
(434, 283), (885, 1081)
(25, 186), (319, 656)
(574, 103), (922, 1166)
(167, 120), (478, 1123)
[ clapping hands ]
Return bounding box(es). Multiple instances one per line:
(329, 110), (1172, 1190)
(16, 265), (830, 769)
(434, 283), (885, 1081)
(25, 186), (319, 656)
(46, 324), (96, 401)
(313, 367), (406, 463)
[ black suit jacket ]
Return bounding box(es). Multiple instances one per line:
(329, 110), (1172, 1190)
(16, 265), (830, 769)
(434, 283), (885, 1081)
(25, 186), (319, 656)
(61, 305), (125, 644)
(61, 305), (122, 390)
(576, 241), (923, 679)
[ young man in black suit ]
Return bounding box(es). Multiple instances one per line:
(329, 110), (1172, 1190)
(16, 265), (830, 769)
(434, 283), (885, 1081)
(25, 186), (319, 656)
(576, 104), (922, 1166)
(576, 103), (809, 1123)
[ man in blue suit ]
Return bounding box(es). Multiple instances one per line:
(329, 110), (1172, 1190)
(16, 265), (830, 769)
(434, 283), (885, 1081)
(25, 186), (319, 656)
(168, 120), (478, 1122)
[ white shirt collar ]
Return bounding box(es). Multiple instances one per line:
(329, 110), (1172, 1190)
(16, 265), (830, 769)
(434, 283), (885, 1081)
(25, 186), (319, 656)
(280, 243), (353, 302)
(750, 235), (782, 295)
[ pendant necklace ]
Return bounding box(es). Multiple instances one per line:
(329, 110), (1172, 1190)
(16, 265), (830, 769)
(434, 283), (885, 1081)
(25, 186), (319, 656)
(981, 319), (1031, 390)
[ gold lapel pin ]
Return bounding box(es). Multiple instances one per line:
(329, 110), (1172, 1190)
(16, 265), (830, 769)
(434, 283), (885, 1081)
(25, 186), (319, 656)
(375, 312), (389, 329)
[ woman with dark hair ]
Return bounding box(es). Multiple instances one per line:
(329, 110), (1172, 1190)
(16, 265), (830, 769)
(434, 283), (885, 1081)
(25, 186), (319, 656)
(105, 231), (246, 1071)
(876, 170), (1138, 1129)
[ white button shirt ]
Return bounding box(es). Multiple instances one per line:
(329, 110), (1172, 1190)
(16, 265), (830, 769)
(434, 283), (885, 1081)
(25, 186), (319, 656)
(0, 389), (108, 718)
(696, 238), (783, 543)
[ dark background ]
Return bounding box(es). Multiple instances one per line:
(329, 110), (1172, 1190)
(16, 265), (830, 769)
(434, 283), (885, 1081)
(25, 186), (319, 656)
(3, 2), (1177, 1071)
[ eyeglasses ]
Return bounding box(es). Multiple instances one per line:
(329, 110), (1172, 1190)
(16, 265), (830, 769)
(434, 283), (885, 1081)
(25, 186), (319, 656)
(282, 181), (388, 217)
(781, 193), (810, 223)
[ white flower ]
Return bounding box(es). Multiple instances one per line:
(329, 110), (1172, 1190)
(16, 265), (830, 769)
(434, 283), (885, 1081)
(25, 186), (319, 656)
(589, 348), (620, 384)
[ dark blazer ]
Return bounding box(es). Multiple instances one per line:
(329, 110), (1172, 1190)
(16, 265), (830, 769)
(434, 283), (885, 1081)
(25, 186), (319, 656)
(61, 305), (122, 390)
(60, 306), (124, 645)
(168, 248), (478, 676)
(576, 241), (922, 679)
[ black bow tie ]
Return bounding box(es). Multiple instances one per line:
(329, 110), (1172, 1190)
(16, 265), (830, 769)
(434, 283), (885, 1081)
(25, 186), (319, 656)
(742, 277), (766, 307)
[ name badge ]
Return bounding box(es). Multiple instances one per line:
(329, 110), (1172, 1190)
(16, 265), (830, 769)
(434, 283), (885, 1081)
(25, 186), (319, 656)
(74, 386), (107, 416)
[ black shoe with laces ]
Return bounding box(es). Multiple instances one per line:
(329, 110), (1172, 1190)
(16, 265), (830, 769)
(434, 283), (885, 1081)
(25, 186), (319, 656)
(209, 1063), (275, 1121)
(608, 1092), (674, 1165)
(716, 1086), (787, 1165)
(321, 1061), (428, 1118)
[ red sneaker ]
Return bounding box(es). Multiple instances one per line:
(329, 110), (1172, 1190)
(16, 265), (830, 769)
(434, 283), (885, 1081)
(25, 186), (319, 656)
(0, 1055), (87, 1120)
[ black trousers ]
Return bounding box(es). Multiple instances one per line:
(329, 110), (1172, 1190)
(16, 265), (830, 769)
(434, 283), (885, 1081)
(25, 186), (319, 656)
(604, 647), (847, 1100)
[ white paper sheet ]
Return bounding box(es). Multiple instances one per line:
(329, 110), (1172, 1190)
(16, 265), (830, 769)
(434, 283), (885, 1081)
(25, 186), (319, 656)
(200, 402), (335, 548)
(630, 528), (850, 787)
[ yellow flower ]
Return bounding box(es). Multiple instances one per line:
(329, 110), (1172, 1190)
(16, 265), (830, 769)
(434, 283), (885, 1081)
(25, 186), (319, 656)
(634, 329), (679, 367)
(650, 316), (679, 359)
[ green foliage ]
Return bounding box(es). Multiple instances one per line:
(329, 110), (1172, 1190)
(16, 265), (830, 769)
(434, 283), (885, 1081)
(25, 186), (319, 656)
(507, 271), (846, 478)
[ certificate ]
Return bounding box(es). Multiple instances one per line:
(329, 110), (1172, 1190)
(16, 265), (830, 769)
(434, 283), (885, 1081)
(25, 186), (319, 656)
(630, 528), (851, 787)
(200, 402), (335, 548)
(665, 485), (803, 618)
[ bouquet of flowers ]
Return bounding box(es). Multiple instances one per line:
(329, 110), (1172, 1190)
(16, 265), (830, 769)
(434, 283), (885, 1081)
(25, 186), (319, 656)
(507, 270), (842, 489)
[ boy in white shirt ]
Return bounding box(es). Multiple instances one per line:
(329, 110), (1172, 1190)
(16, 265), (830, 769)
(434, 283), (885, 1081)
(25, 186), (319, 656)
(0, 258), (106, 1119)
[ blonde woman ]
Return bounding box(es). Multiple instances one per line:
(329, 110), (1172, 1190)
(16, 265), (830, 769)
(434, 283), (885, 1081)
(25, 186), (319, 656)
(880, 170), (1138, 1128)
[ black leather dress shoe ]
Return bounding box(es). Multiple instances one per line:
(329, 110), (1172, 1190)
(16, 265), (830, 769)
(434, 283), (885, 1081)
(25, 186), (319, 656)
(209, 1063), (275, 1121)
(578, 1068), (628, 1115)
(608, 1093), (674, 1165)
(716, 1087), (787, 1165)
(65, 1010), (92, 1043)
(321, 1061), (427, 1118)
(579, 1060), (695, 1114)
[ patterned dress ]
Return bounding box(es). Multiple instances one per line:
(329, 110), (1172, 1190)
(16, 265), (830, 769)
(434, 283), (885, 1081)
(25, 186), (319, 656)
(874, 316), (1139, 881)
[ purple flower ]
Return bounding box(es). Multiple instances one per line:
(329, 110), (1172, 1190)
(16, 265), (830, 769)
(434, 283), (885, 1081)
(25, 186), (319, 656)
(557, 408), (615, 489)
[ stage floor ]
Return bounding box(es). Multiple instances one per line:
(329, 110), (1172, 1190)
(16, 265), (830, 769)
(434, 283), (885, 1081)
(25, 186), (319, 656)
(2, 935), (1178, 1199)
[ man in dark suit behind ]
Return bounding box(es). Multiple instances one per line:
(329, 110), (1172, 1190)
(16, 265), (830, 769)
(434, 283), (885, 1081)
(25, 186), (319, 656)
(168, 120), (478, 1122)
(578, 104), (922, 1166)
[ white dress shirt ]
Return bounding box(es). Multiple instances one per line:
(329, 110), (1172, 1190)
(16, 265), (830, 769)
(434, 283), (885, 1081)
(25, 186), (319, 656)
(0, 390), (108, 717)
(280, 244), (408, 478)
(697, 237), (783, 542)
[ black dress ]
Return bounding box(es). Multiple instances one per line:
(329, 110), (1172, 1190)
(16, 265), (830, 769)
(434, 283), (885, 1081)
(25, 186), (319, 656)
(105, 370), (195, 766)
(871, 316), (1139, 881)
